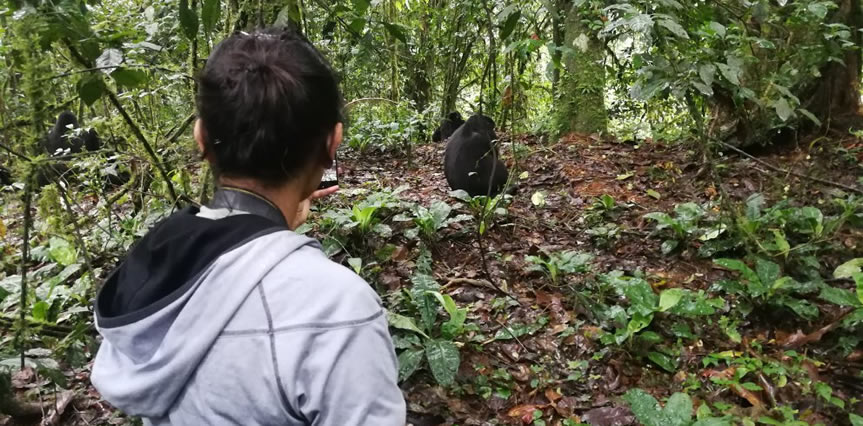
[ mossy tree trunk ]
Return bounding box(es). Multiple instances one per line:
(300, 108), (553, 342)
(555, 4), (607, 135)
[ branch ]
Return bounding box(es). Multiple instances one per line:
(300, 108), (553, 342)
(718, 140), (863, 195)
(344, 97), (399, 111)
(42, 65), (193, 82)
(0, 141), (32, 162)
(63, 40), (179, 203)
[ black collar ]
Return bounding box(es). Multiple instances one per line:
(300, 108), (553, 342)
(208, 187), (287, 227)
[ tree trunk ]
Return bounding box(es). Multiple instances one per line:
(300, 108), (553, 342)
(550, 0), (565, 98)
(801, 0), (862, 127)
(555, 4), (608, 135)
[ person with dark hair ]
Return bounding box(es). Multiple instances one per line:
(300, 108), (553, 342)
(91, 28), (405, 425)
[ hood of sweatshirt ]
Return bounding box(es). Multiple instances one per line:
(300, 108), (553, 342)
(92, 190), (316, 417)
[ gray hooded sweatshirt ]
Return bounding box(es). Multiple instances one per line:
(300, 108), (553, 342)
(92, 188), (406, 425)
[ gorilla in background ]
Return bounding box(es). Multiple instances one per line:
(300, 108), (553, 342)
(43, 111), (101, 155)
(0, 165), (11, 186)
(36, 111), (118, 187)
(444, 114), (508, 197)
(432, 111), (465, 142)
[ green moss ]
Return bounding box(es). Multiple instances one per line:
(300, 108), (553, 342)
(554, 12), (608, 136)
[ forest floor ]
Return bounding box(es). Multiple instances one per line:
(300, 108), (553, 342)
(2, 132), (862, 425)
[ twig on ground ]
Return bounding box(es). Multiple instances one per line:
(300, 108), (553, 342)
(718, 140), (863, 195)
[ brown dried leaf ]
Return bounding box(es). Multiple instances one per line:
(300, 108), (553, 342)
(507, 404), (539, 421)
(545, 388), (562, 403)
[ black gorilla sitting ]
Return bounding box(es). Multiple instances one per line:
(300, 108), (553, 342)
(43, 111), (101, 155)
(444, 114), (508, 197)
(432, 111), (465, 142)
(0, 165), (11, 186)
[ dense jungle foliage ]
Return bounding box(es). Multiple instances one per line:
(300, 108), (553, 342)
(1, 0), (862, 424)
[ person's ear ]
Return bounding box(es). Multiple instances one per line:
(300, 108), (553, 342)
(327, 122), (343, 161)
(194, 119), (209, 160)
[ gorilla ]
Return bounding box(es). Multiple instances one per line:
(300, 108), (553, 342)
(43, 111), (101, 155)
(432, 111), (465, 142)
(35, 112), (127, 187)
(444, 114), (508, 197)
(0, 165), (11, 186)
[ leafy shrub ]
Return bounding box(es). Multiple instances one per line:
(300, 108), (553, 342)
(623, 389), (731, 426)
(388, 273), (467, 386)
(645, 202), (720, 255)
(396, 200), (471, 241)
(345, 101), (430, 153)
(713, 257), (819, 319)
(526, 250), (593, 284)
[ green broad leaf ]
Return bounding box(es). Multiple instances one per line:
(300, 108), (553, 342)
(849, 413), (863, 426)
(348, 17), (366, 34)
(716, 63), (740, 86)
(425, 340), (460, 386)
(178, 0), (199, 40)
(740, 382), (763, 391)
(659, 288), (684, 312)
(632, 76), (669, 100)
(644, 212), (676, 229)
(499, 10), (521, 40)
(772, 229), (790, 257)
(627, 312), (653, 335)
(699, 63), (716, 87)
(661, 240), (679, 255)
(664, 392), (694, 426)
(383, 22), (408, 44)
(773, 98), (793, 122)
(692, 417), (732, 426)
(647, 189), (661, 199)
(110, 68), (148, 89)
(708, 21), (726, 37)
(392, 333), (421, 350)
(797, 108), (822, 126)
(779, 297), (819, 320)
(397, 348), (424, 382)
(616, 278), (658, 316)
(647, 351), (678, 373)
(32, 301), (50, 322)
(623, 389), (662, 426)
(745, 193), (765, 220)
(624, 389), (694, 426)
(657, 18), (689, 39)
(692, 81), (713, 96)
(351, 0), (371, 16)
(755, 258), (781, 289)
(714, 259), (758, 284)
(347, 257), (362, 274)
(201, 0), (221, 36)
(410, 273), (439, 332)
(387, 311), (429, 339)
(818, 283), (860, 307)
(44, 264), (82, 300)
(834, 258), (863, 279)
(639, 331), (663, 344)
(77, 74), (105, 106)
(429, 291), (458, 318)
(808, 3), (829, 19)
(48, 237), (77, 266)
